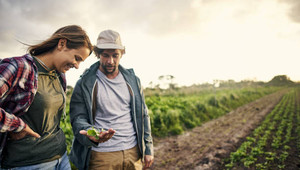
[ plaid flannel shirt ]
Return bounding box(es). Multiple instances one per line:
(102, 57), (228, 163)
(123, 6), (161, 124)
(0, 54), (38, 132)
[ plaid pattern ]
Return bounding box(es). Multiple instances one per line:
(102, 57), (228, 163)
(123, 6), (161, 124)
(0, 54), (38, 132)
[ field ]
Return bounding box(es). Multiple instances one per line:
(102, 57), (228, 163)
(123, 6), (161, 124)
(221, 88), (300, 169)
(61, 78), (300, 169)
(151, 89), (286, 169)
(146, 86), (278, 137)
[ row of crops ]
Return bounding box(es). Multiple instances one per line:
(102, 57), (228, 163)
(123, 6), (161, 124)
(223, 88), (300, 169)
(147, 87), (280, 137)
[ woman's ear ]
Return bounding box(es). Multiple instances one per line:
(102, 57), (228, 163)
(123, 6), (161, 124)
(57, 38), (67, 50)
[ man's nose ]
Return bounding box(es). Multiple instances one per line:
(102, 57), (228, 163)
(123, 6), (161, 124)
(108, 57), (114, 64)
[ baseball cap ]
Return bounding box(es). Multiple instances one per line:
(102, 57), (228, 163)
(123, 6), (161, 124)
(95, 30), (125, 50)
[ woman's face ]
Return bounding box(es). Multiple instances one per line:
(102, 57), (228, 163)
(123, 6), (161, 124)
(54, 46), (90, 73)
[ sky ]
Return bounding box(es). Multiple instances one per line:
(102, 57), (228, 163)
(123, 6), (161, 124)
(1, 0), (300, 88)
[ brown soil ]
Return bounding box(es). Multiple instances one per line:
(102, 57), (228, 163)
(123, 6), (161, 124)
(150, 90), (288, 170)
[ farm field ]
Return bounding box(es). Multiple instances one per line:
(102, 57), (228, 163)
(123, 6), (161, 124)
(61, 82), (299, 169)
(220, 88), (300, 169)
(146, 86), (279, 137)
(151, 89), (292, 169)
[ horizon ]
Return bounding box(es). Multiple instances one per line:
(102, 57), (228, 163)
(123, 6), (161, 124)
(143, 74), (298, 89)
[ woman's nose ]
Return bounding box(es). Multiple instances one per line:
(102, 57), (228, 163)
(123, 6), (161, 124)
(74, 61), (80, 69)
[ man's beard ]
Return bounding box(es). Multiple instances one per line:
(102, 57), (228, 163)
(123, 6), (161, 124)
(102, 63), (116, 74)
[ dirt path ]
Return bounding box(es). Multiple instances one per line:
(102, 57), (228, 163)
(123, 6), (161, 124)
(151, 90), (287, 170)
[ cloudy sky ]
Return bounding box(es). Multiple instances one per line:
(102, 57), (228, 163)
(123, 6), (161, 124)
(1, 0), (300, 87)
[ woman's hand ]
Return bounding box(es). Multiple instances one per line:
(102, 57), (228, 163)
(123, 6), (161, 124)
(9, 125), (40, 140)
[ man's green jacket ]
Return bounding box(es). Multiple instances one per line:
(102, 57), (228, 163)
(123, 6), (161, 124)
(69, 61), (153, 170)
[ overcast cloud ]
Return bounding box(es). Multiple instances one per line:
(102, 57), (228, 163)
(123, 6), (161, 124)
(1, 0), (300, 87)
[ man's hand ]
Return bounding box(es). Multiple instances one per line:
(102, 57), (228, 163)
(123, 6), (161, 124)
(9, 125), (40, 140)
(80, 128), (115, 143)
(143, 155), (154, 169)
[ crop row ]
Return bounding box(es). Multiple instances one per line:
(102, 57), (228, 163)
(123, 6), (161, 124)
(224, 88), (299, 169)
(146, 87), (279, 137)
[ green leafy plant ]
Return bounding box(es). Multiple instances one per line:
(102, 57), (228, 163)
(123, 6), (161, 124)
(87, 127), (105, 140)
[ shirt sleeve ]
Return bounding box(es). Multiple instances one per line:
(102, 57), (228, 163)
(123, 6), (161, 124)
(0, 59), (26, 132)
(0, 109), (26, 132)
(136, 76), (154, 156)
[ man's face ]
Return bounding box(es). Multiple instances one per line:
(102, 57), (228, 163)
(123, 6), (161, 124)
(99, 49), (122, 76)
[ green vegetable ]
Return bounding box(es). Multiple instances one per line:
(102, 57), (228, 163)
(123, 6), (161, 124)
(87, 127), (106, 140)
(87, 127), (100, 140)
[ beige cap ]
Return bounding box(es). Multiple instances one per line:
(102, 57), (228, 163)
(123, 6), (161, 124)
(95, 30), (125, 50)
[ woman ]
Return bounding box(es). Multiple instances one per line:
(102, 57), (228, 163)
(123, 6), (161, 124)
(0, 25), (93, 169)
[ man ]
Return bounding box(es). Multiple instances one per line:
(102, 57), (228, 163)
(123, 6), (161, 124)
(69, 29), (154, 170)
